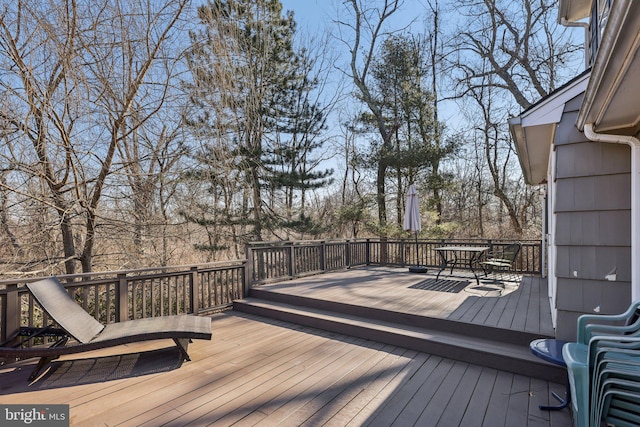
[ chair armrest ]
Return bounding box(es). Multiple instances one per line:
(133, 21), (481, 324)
(577, 301), (640, 344)
(484, 250), (503, 259)
(563, 336), (640, 368)
(484, 258), (512, 264)
(588, 336), (640, 366)
(583, 319), (640, 343)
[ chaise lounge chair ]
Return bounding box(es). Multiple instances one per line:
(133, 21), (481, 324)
(0, 277), (212, 381)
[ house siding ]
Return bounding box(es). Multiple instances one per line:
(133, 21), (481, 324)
(552, 96), (632, 340)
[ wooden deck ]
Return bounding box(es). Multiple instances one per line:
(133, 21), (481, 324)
(0, 266), (570, 426)
(1, 311), (570, 426)
(253, 266), (554, 336)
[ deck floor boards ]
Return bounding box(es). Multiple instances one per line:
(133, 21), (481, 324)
(428, 362), (476, 426)
(0, 267), (567, 427)
(255, 266), (553, 336)
(458, 367), (496, 427)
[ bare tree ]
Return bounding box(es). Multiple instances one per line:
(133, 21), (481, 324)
(425, 0), (445, 221)
(469, 79), (525, 234)
(116, 117), (186, 267)
(0, 0), (189, 274)
(335, 0), (402, 235)
(451, 0), (579, 110)
(330, 112), (372, 238)
(447, 0), (581, 235)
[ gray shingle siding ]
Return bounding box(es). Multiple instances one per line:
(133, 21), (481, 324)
(552, 97), (632, 340)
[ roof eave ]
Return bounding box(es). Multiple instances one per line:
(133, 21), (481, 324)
(558, 0), (592, 23)
(510, 73), (590, 186)
(577, 0), (640, 135)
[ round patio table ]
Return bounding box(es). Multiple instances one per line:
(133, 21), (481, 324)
(530, 338), (571, 410)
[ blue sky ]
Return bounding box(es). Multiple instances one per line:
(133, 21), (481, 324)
(275, 1), (585, 162)
(280, 1), (426, 36)
(280, 0), (334, 33)
(276, 1), (444, 177)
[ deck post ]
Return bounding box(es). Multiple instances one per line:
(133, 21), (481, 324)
(190, 266), (199, 314)
(4, 284), (19, 341)
(320, 241), (326, 272)
(116, 273), (129, 322)
(259, 249), (266, 281)
(244, 245), (253, 294)
(287, 243), (294, 278)
(345, 240), (351, 268)
(291, 243), (298, 277)
(366, 239), (371, 265)
(538, 239), (543, 274)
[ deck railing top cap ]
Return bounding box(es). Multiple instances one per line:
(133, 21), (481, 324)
(0, 259), (247, 286)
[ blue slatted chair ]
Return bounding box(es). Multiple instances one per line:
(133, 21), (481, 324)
(563, 302), (640, 427)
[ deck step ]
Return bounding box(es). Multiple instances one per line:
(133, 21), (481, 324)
(233, 296), (565, 384)
(248, 287), (551, 347)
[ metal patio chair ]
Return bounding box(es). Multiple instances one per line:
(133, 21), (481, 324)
(480, 242), (521, 282)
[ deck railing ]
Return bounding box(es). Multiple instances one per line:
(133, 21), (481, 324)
(0, 261), (246, 342)
(247, 238), (542, 285)
(1, 238), (541, 343)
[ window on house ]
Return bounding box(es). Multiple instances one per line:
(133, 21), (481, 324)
(589, 0), (613, 66)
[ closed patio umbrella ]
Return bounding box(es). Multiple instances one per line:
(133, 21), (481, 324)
(403, 184), (427, 273)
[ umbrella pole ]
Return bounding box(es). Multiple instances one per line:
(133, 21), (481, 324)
(408, 232), (427, 273)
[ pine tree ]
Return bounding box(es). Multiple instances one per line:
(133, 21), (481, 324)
(185, 0), (333, 251)
(363, 34), (456, 228)
(263, 46), (333, 237)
